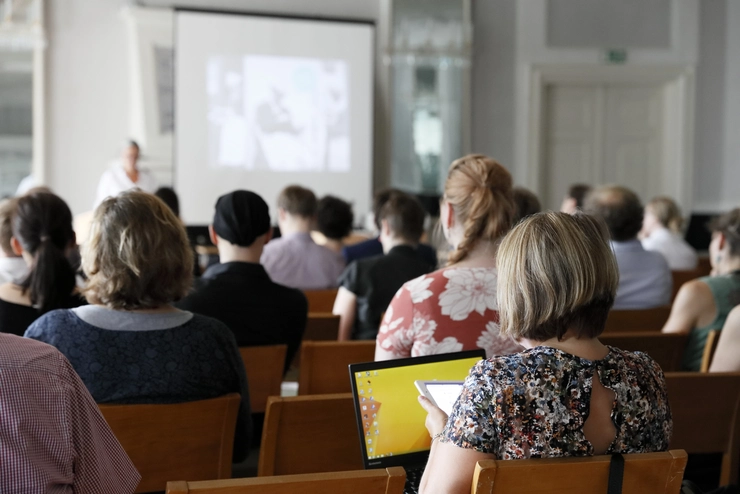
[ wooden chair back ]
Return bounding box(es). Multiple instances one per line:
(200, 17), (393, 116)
(671, 268), (708, 302)
(298, 340), (376, 395)
(258, 393), (364, 476)
(304, 289), (339, 313)
(700, 330), (721, 372)
(99, 394), (240, 493)
(603, 305), (671, 333)
(471, 450), (687, 494)
(239, 345), (288, 413)
(599, 332), (688, 372)
(166, 467), (406, 494)
(666, 372), (740, 485)
(303, 313), (341, 341)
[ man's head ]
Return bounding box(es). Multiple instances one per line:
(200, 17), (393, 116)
(317, 195), (354, 241)
(276, 185), (317, 233)
(512, 187), (541, 224)
(122, 140), (140, 174)
(378, 193), (426, 248)
(583, 185), (643, 242)
(0, 198), (19, 258)
(212, 190), (271, 250)
(561, 183), (592, 214)
(372, 188), (404, 231)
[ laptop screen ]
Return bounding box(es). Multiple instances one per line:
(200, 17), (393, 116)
(348, 350), (486, 469)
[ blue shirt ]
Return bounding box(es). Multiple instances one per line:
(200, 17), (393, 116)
(342, 237), (438, 269)
(611, 240), (672, 310)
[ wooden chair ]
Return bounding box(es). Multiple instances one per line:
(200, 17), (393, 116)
(239, 345), (288, 413)
(666, 372), (740, 485)
(671, 267), (708, 302)
(471, 450), (687, 494)
(166, 467), (406, 494)
(700, 330), (721, 372)
(304, 289), (339, 313)
(599, 332), (688, 372)
(603, 305), (671, 333)
(298, 340), (376, 395)
(258, 393), (364, 476)
(303, 312), (341, 341)
(99, 394), (240, 493)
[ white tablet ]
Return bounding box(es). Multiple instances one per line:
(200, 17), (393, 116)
(414, 380), (464, 415)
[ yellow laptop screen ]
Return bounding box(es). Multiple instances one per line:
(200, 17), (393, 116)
(351, 354), (482, 460)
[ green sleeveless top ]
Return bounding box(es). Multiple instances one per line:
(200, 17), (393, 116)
(681, 273), (740, 371)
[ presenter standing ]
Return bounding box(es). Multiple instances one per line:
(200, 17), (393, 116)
(94, 140), (157, 209)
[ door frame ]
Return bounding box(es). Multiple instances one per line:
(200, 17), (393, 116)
(520, 64), (695, 212)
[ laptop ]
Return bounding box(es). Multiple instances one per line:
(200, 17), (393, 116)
(348, 350), (486, 494)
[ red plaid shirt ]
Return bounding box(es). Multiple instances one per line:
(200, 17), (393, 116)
(0, 334), (140, 493)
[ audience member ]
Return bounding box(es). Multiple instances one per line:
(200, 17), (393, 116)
(417, 212), (671, 494)
(334, 193), (432, 341)
(25, 191), (252, 461)
(261, 185), (345, 290)
(94, 140), (157, 209)
(0, 198), (28, 285)
(376, 155), (522, 360)
(154, 186), (180, 218)
(0, 333), (140, 492)
(640, 196), (698, 270)
(584, 185), (671, 309)
(662, 208), (740, 371)
(512, 186), (541, 223)
(709, 305), (740, 372)
(342, 188), (437, 269)
(0, 191), (85, 336)
(176, 190), (307, 368)
(315, 195), (354, 253)
(560, 183), (592, 214)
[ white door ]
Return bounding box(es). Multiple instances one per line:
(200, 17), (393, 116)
(542, 83), (665, 210)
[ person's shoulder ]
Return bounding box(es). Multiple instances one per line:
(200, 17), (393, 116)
(0, 333), (68, 373)
(606, 346), (665, 375)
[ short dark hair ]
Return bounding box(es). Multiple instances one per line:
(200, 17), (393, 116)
(278, 185), (317, 218)
(583, 185), (643, 242)
(709, 208), (740, 257)
(378, 193), (425, 243)
(317, 196), (354, 240)
(155, 187), (180, 217)
(513, 187), (541, 223)
(372, 188), (404, 230)
(568, 184), (592, 209)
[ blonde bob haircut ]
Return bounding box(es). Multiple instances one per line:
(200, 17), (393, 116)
(82, 190), (193, 310)
(497, 211), (619, 341)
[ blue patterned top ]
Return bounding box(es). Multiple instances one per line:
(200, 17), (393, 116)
(24, 308), (252, 461)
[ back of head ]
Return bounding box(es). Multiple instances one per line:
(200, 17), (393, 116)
(709, 208), (740, 257)
(13, 191), (76, 313)
(513, 187), (542, 224)
(568, 184), (592, 209)
(647, 196), (683, 233)
(0, 198), (19, 257)
(154, 187), (180, 218)
(444, 154), (515, 264)
(278, 185), (317, 219)
(497, 212), (618, 341)
(317, 195), (354, 241)
(378, 193), (426, 243)
(213, 190), (271, 248)
(372, 188), (404, 230)
(83, 190), (193, 310)
(583, 185), (643, 242)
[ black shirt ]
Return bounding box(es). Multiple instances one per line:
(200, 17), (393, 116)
(0, 293), (87, 337)
(339, 245), (433, 340)
(175, 262), (308, 368)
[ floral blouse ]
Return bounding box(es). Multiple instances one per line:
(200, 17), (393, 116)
(376, 267), (522, 358)
(442, 346), (672, 459)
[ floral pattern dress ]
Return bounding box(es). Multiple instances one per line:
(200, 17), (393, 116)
(376, 267), (522, 359)
(442, 346), (672, 459)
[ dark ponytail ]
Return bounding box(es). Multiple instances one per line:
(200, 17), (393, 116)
(14, 192), (76, 313)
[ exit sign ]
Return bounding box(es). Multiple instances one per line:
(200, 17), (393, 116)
(605, 48), (628, 64)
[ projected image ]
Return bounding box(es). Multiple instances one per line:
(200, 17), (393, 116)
(206, 55), (350, 172)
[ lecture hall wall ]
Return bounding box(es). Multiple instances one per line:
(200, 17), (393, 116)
(45, 0), (740, 217)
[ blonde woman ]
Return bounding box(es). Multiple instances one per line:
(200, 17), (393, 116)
(25, 190), (252, 461)
(640, 196), (698, 270)
(375, 154), (522, 360)
(417, 212), (671, 494)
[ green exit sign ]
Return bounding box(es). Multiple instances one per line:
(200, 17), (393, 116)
(605, 48), (628, 64)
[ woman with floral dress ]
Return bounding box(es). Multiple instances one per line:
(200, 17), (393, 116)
(416, 212), (672, 494)
(375, 154), (523, 360)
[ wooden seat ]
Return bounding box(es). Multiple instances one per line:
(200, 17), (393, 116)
(166, 467), (406, 494)
(599, 332), (688, 372)
(258, 393), (364, 476)
(700, 330), (721, 372)
(303, 312), (341, 341)
(603, 305), (671, 333)
(666, 372), (740, 485)
(99, 394), (240, 493)
(239, 345), (288, 413)
(304, 289), (339, 313)
(471, 450), (687, 494)
(298, 340), (376, 395)
(671, 267), (708, 302)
